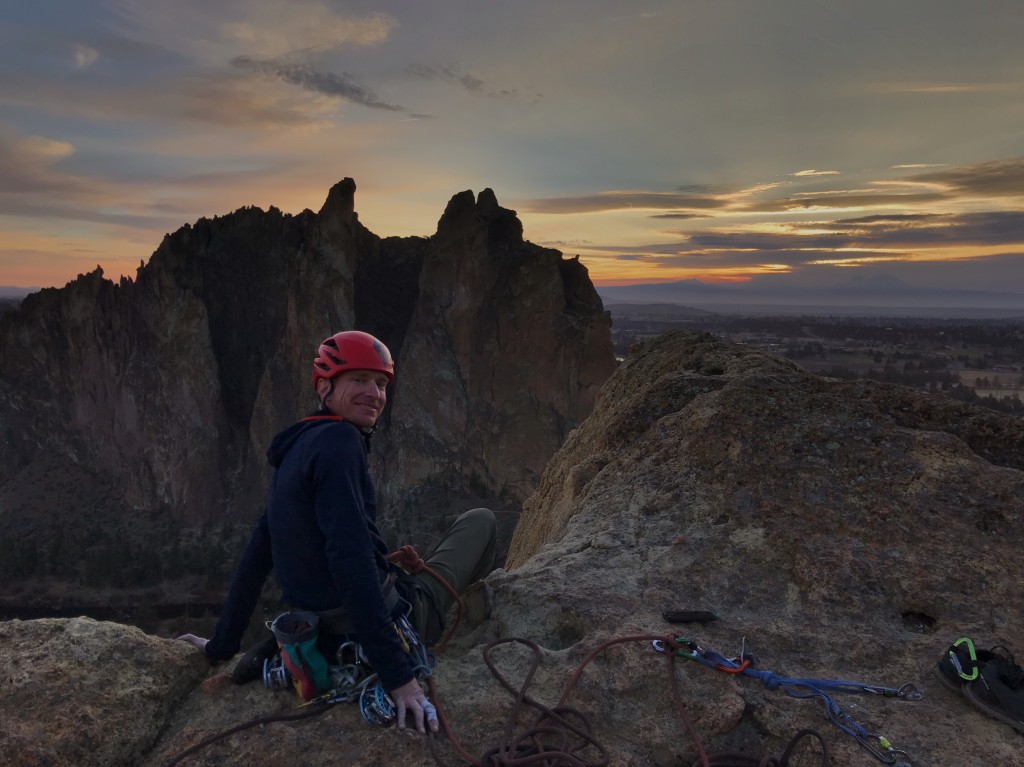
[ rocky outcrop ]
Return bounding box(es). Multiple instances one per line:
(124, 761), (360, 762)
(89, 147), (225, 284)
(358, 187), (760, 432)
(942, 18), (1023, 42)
(0, 180), (614, 606)
(499, 330), (1024, 764)
(3, 331), (1021, 766)
(0, 617), (207, 766)
(376, 188), (613, 547)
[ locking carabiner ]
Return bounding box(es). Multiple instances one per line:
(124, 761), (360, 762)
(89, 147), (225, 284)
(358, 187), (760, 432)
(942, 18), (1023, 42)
(652, 637), (701, 660)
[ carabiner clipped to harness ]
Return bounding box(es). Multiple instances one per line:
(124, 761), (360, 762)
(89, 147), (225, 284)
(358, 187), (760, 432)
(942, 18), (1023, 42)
(356, 615), (434, 726)
(359, 680), (397, 726)
(263, 653), (292, 691)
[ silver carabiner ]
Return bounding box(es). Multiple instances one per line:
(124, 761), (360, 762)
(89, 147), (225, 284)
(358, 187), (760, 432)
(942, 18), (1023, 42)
(857, 733), (912, 765)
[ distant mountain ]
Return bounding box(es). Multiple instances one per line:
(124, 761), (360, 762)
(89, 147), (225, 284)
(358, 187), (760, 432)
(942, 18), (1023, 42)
(837, 274), (911, 291)
(597, 275), (1024, 317)
(603, 301), (716, 318)
(599, 278), (731, 302)
(0, 286), (39, 299)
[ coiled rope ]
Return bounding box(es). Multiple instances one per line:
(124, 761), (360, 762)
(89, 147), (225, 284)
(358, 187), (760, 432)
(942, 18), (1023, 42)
(164, 548), (829, 767)
(424, 635), (829, 767)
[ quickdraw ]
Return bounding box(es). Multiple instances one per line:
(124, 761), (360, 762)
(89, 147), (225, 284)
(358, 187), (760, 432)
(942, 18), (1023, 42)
(653, 636), (920, 766)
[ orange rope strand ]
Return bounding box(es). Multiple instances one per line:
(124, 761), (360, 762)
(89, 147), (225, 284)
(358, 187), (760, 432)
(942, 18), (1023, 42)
(388, 544), (466, 652)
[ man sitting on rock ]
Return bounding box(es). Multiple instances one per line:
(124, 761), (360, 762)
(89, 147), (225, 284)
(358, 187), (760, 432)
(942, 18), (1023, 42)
(178, 330), (496, 735)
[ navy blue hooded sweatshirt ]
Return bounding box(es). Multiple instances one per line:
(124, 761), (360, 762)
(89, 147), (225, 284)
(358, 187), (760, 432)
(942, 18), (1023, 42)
(204, 415), (416, 691)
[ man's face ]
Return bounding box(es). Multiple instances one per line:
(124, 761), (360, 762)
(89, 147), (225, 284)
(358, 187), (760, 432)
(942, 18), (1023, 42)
(321, 369), (389, 428)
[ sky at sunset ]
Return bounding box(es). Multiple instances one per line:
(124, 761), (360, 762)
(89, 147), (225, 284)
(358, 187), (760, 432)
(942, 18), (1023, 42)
(2, 0), (1023, 295)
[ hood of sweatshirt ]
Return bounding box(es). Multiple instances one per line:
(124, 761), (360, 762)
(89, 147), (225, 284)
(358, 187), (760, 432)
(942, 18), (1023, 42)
(265, 413), (344, 468)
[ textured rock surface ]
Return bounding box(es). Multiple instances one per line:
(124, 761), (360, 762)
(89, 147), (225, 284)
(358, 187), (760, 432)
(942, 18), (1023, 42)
(0, 179), (614, 606)
(500, 329), (1024, 765)
(3, 331), (1022, 766)
(0, 617), (206, 766)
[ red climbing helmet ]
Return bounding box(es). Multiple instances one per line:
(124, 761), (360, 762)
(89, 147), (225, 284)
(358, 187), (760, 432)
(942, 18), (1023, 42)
(312, 331), (395, 389)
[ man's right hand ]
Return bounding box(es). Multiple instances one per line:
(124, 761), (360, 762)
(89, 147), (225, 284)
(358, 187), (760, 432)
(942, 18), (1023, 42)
(176, 633), (209, 652)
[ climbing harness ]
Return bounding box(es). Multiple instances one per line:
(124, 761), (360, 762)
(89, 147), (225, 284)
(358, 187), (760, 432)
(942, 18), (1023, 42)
(653, 636), (919, 765)
(289, 640), (378, 706)
(262, 613), (435, 725)
(164, 551), (449, 765)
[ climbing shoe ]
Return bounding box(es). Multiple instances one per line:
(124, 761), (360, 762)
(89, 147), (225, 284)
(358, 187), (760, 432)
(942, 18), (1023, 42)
(231, 635), (279, 685)
(963, 649), (1024, 735)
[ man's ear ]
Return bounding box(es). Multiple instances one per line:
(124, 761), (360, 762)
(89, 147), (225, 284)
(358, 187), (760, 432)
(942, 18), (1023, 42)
(316, 378), (332, 400)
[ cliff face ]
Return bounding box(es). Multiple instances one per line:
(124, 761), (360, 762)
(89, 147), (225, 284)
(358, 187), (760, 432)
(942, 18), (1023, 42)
(3, 331), (1021, 766)
(0, 179), (614, 601)
(376, 188), (613, 546)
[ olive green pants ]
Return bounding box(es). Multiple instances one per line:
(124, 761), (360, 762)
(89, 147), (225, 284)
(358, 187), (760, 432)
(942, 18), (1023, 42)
(408, 507), (496, 645)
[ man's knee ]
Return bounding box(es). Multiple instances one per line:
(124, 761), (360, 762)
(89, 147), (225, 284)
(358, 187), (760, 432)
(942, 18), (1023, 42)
(460, 507), (496, 539)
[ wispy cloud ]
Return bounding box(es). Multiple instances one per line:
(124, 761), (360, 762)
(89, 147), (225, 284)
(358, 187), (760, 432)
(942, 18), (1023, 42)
(527, 156), (1024, 287)
(738, 158), (1024, 213)
(532, 158), (1024, 219)
(0, 127), (87, 197)
(685, 211), (1024, 251)
(405, 64), (527, 99)
(577, 203), (1024, 282)
(522, 190), (726, 214)
(754, 191), (946, 212)
(909, 157), (1024, 198)
(791, 169), (840, 177)
(828, 211), (1024, 246)
(231, 56), (403, 111)
(871, 81), (1016, 94)
(650, 212), (711, 220)
(612, 248), (910, 270)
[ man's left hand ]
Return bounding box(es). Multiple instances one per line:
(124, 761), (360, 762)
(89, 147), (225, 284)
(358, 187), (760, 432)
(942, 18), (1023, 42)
(389, 678), (439, 734)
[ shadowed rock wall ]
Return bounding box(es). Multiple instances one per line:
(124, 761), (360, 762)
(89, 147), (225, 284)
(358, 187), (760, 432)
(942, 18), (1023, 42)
(376, 189), (614, 548)
(0, 179), (614, 604)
